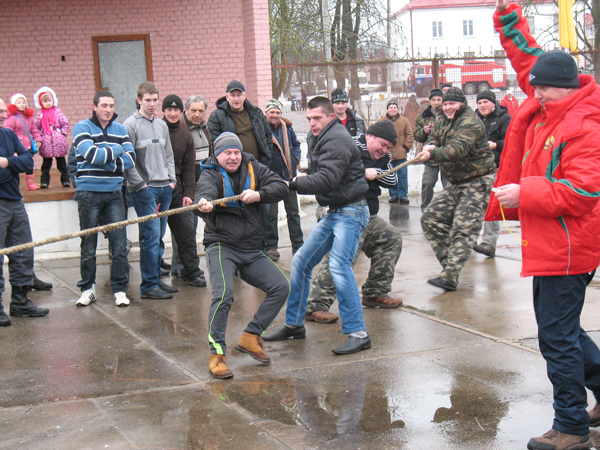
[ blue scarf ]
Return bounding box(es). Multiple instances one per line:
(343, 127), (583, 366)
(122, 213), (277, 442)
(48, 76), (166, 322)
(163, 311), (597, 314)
(200, 161), (255, 208)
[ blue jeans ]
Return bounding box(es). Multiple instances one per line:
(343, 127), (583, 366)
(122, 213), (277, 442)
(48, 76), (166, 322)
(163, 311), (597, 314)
(286, 202), (369, 334)
(388, 158), (408, 200)
(533, 272), (600, 435)
(131, 186), (172, 294)
(77, 191), (128, 293)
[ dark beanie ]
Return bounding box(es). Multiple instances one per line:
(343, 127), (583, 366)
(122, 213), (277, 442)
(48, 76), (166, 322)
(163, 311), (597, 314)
(162, 94), (183, 111)
(476, 90), (496, 103)
(429, 88), (443, 99)
(366, 121), (398, 146)
(443, 87), (466, 103)
(331, 88), (349, 103)
(529, 50), (579, 88)
(387, 99), (399, 109)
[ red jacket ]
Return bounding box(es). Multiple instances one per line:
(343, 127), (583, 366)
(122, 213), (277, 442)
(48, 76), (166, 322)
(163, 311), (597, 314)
(500, 95), (519, 116)
(486, 4), (600, 277)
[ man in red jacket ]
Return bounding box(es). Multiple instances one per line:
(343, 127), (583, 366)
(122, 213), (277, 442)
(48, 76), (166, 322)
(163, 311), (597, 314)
(488, 1), (600, 449)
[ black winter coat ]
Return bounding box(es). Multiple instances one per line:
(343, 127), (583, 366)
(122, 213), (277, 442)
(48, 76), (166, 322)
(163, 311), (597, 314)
(195, 153), (288, 250)
(293, 120), (367, 208)
(344, 109), (365, 137)
(475, 105), (511, 167)
(207, 97), (273, 166)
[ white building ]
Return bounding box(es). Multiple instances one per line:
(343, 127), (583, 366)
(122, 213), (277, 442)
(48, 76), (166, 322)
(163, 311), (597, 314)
(390, 0), (570, 92)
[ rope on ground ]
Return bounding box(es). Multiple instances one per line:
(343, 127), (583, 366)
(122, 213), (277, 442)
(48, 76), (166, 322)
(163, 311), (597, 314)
(0, 194), (244, 257)
(375, 155), (422, 180)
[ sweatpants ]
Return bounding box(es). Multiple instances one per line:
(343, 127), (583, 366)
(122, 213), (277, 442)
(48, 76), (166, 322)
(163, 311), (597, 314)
(205, 243), (290, 355)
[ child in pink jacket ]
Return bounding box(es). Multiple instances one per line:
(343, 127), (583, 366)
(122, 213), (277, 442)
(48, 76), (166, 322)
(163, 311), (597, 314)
(5, 93), (42, 190)
(33, 86), (70, 188)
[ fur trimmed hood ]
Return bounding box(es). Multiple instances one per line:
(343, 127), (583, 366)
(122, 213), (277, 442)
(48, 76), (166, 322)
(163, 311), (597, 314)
(33, 86), (59, 109)
(7, 104), (34, 118)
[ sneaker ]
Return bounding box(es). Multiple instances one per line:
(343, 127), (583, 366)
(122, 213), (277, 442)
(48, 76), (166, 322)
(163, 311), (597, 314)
(114, 292), (130, 307)
(40, 183), (48, 189)
(527, 429), (590, 450)
(76, 285), (96, 307)
(473, 242), (496, 257)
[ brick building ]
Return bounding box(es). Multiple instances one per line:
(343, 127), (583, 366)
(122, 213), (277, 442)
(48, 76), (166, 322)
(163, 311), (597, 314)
(0, 0), (272, 132)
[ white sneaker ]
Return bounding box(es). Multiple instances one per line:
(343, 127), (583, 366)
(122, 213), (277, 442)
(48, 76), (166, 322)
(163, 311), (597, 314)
(114, 292), (130, 307)
(76, 285), (96, 307)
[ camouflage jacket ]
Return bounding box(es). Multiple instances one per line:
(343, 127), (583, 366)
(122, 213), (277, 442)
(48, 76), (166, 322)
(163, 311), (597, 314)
(425, 102), (494, 184)
(414, 104), (441, 143)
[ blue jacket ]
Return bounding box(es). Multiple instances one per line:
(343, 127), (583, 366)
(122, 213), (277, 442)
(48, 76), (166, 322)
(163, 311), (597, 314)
(269, 117), (301, 180)
(73, 113), (136, 192)
(0, 128), (33, 201)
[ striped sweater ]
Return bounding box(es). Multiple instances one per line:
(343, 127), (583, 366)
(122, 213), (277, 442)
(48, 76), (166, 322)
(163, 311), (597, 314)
(72, 113), (136, 192)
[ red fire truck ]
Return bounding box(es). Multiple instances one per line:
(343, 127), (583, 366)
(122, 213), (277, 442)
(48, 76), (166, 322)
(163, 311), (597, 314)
(408, 60), (507, 96)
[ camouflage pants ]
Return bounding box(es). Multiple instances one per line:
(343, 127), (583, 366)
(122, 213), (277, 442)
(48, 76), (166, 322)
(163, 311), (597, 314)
(306, 215), (403, 313)
(420, 174), (494, 286)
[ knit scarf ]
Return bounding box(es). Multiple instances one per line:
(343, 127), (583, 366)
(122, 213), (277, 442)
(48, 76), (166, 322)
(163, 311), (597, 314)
(271, 119), (292, 179)
(386, 113), (400, 122)
(40, 106), (58, 135)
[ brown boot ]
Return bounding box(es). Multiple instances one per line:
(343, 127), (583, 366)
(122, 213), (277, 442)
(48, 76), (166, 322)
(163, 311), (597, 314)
(362, 295), (403, 309)
(209, 354), (233, 379)
(305, 310), (339, 323)
(589, 403), (600, 427)
(527, 429), (590, 450)
(236, 332), (270, 363)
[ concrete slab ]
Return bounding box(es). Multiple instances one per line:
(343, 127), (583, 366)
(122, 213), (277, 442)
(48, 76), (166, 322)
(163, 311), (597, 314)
(3, 199), (600, 449)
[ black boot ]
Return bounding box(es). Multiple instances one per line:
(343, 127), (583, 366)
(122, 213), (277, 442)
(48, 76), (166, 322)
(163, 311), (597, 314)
(0, 297), (11, 326)
(32, 272), (53, 291)
(9, 286), (49, 318)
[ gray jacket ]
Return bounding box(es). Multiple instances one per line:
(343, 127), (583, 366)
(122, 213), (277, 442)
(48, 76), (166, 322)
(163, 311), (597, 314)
(124, 111), (176, 192)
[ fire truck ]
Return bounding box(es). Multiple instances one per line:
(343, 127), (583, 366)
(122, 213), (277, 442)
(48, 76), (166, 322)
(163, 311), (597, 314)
(408, 60), (506, 96)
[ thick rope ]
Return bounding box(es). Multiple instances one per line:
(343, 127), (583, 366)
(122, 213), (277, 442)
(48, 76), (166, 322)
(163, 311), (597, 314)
(375, 155), (422, 179)
(0, 194), (244, 257)
(1, 156), (425, 257)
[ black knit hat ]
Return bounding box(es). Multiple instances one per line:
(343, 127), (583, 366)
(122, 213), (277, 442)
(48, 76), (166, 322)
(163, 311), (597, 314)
(442, 87), (466, 103)
(476, 90), (496, 103)
(366, 120), (398, 146)
(331, 88), (349, 103)
(162, 94), (183, 112)
(428, 88), (443, 99)
(386, 99), (399, 109)
(529, 50), (579, 88)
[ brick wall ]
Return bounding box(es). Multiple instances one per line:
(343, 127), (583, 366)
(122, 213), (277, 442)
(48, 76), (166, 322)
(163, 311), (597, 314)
(0, 0), (273, 141)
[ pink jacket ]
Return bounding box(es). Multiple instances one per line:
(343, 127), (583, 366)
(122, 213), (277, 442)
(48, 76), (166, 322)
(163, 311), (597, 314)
(5, 105), (41, 150)
(34, 107), (69, 158)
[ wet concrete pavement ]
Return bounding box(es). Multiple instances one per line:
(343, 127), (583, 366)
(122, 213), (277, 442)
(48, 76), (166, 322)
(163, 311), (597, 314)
(3, 200), (600, 450)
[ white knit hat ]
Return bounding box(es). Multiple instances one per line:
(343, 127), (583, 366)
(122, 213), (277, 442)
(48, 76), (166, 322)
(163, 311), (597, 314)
(33, 86), (59, 109)
(10, 93), (27, 107)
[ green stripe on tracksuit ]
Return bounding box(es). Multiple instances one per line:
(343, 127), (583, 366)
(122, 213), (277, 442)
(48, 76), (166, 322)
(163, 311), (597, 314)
(206, 243), (290, 355)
